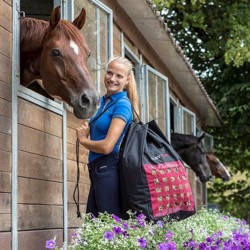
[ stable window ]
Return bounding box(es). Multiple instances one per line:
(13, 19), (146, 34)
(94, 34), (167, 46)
(74, 0), (113, 96)
(203, 133), (214, 153)
(182, 107), (196, 135)
(18, 0), (64, 114)
(144, 65), (170, 140)
(170, 96), (182, 133)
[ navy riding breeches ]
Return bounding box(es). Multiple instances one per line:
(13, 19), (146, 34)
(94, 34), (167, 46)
(86, 153), (121, 217)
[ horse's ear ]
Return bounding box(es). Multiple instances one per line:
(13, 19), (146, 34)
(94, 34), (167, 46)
(49, 6), (61, 30)
(198, 133), (206, 142)
(72, 8), (86, 30)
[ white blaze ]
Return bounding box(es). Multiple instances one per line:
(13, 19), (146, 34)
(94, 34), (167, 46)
(70, 40), (79, 55)
(217, 157), (231, 178)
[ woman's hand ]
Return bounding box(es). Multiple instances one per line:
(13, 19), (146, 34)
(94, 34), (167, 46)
(77, 121), (90, 144)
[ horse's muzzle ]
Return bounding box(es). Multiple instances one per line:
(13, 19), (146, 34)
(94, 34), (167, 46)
(72, 90), (99, 119)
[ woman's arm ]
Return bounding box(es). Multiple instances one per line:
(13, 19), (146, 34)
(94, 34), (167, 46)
(77, 118), (126, 154)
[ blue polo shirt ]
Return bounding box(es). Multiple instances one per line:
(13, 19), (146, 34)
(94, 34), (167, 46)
(88, 91), (132, 163)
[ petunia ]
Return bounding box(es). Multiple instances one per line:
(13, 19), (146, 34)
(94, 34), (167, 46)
(157, 220), (164, 228)
(104, 231), (114, 241)
(122, 222), (129, 230)
(158, 242), (169, 250)
(206, 236), (213, 245)
(158, 242), (177, 250)
(138, 237), (147, 249)
(165, 230), (174, 241)
(187, 239), (198, 248)
(112, 214), (121, 223)
(45, 239), (56, 249)
(138, 220), (146, 227)
(136, 214), (146, 221)
(113, 226), (122, 235)
(122, 231), (130, 238)
(199, 242), (207, 250)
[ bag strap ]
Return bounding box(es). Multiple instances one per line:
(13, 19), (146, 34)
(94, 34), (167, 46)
(89, 99), (119, 125)
(131, 105), (141, 122)
(73, 98), (120, 218)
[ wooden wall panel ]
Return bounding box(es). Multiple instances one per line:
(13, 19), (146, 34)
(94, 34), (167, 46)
(18, 177), (62, 205)
(67, 143), (88, 163)
(68, 182), (89, 204)
(67, 127), (77, 144)
(0, 133), (11, 151)
(0, 98), (11, 118)
(0, 193), (11, 213)
(113, 35), (121, 55)
(18, 125), (62, 160)
(66, 111), (84, 129)
(113, 24), (121, 55)
(68, 203), (86, 228)
(202, 183), (207, 205)
(0, 232), (11, 249)
(67, 160), (90, 184)
(0, 54), (11, 84)
(18, 229), (63, 250)
(0, 116), (11, 135)
(19, 151), (62, 181)
(0, 0), (12, 32)
(196, 181), (203, 210)
(0, 151), (11, 172)
(4, 0), (12, 6)
(0, 81), (11, 100)
(18, 204), (63, 230)
(0, 214), (11, 231)
(18, 99), (63, 137)
(0, 172), (11, 192)
(187, 168), (196, 193)
(124, 36), (139, 58)
(0, 26), (11, 58)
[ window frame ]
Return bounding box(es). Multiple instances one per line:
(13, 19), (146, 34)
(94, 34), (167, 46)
(72, 0), (113, 94)
(181, 106), (196, 135)
(144, 64), (170, 140)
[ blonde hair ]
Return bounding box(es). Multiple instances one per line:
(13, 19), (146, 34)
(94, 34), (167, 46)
(107, 56), (140, 118)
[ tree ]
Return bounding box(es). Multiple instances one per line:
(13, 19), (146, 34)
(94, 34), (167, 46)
(153, 0), (250, 220)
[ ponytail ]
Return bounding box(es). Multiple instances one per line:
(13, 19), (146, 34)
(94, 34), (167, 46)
(125, 70), (139, 118)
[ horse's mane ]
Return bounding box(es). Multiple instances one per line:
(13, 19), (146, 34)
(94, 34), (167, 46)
(20, 18), (48, 45)
(171, 133), (198, 144)
(20, 18), (88, 53)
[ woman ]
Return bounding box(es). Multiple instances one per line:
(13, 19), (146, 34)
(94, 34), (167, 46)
(77, 56), (139, 217)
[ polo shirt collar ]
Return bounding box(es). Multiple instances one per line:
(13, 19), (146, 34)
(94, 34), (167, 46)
(104, 91), (127, 102)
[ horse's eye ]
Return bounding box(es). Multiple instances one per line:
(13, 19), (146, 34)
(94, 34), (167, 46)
(52, 49), (62, 57)
(88, 52), (91, 58)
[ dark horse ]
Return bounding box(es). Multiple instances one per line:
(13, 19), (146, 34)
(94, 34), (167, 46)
(206, 153), (230, 181)
(20, 6), (99, 119)
(171, 133), (212, 182)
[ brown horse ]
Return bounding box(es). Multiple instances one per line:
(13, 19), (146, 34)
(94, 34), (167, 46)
(171, 133), (212, 183)
(20, 6), (99, 119)
(206, 153), (231, 181)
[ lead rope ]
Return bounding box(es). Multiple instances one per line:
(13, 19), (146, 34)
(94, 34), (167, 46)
(73, 137), (82, 218)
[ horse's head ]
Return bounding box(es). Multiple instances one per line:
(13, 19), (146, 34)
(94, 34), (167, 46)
(40, 6), (99, 119)
(171, 133), (212, 182)
(206, 153), (231, 181)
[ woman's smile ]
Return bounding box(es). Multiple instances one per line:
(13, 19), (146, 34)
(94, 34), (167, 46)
(104, 61), (130, 95)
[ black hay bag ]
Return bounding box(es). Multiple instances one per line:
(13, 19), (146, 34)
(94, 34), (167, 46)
(119, 120), (196, 221)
